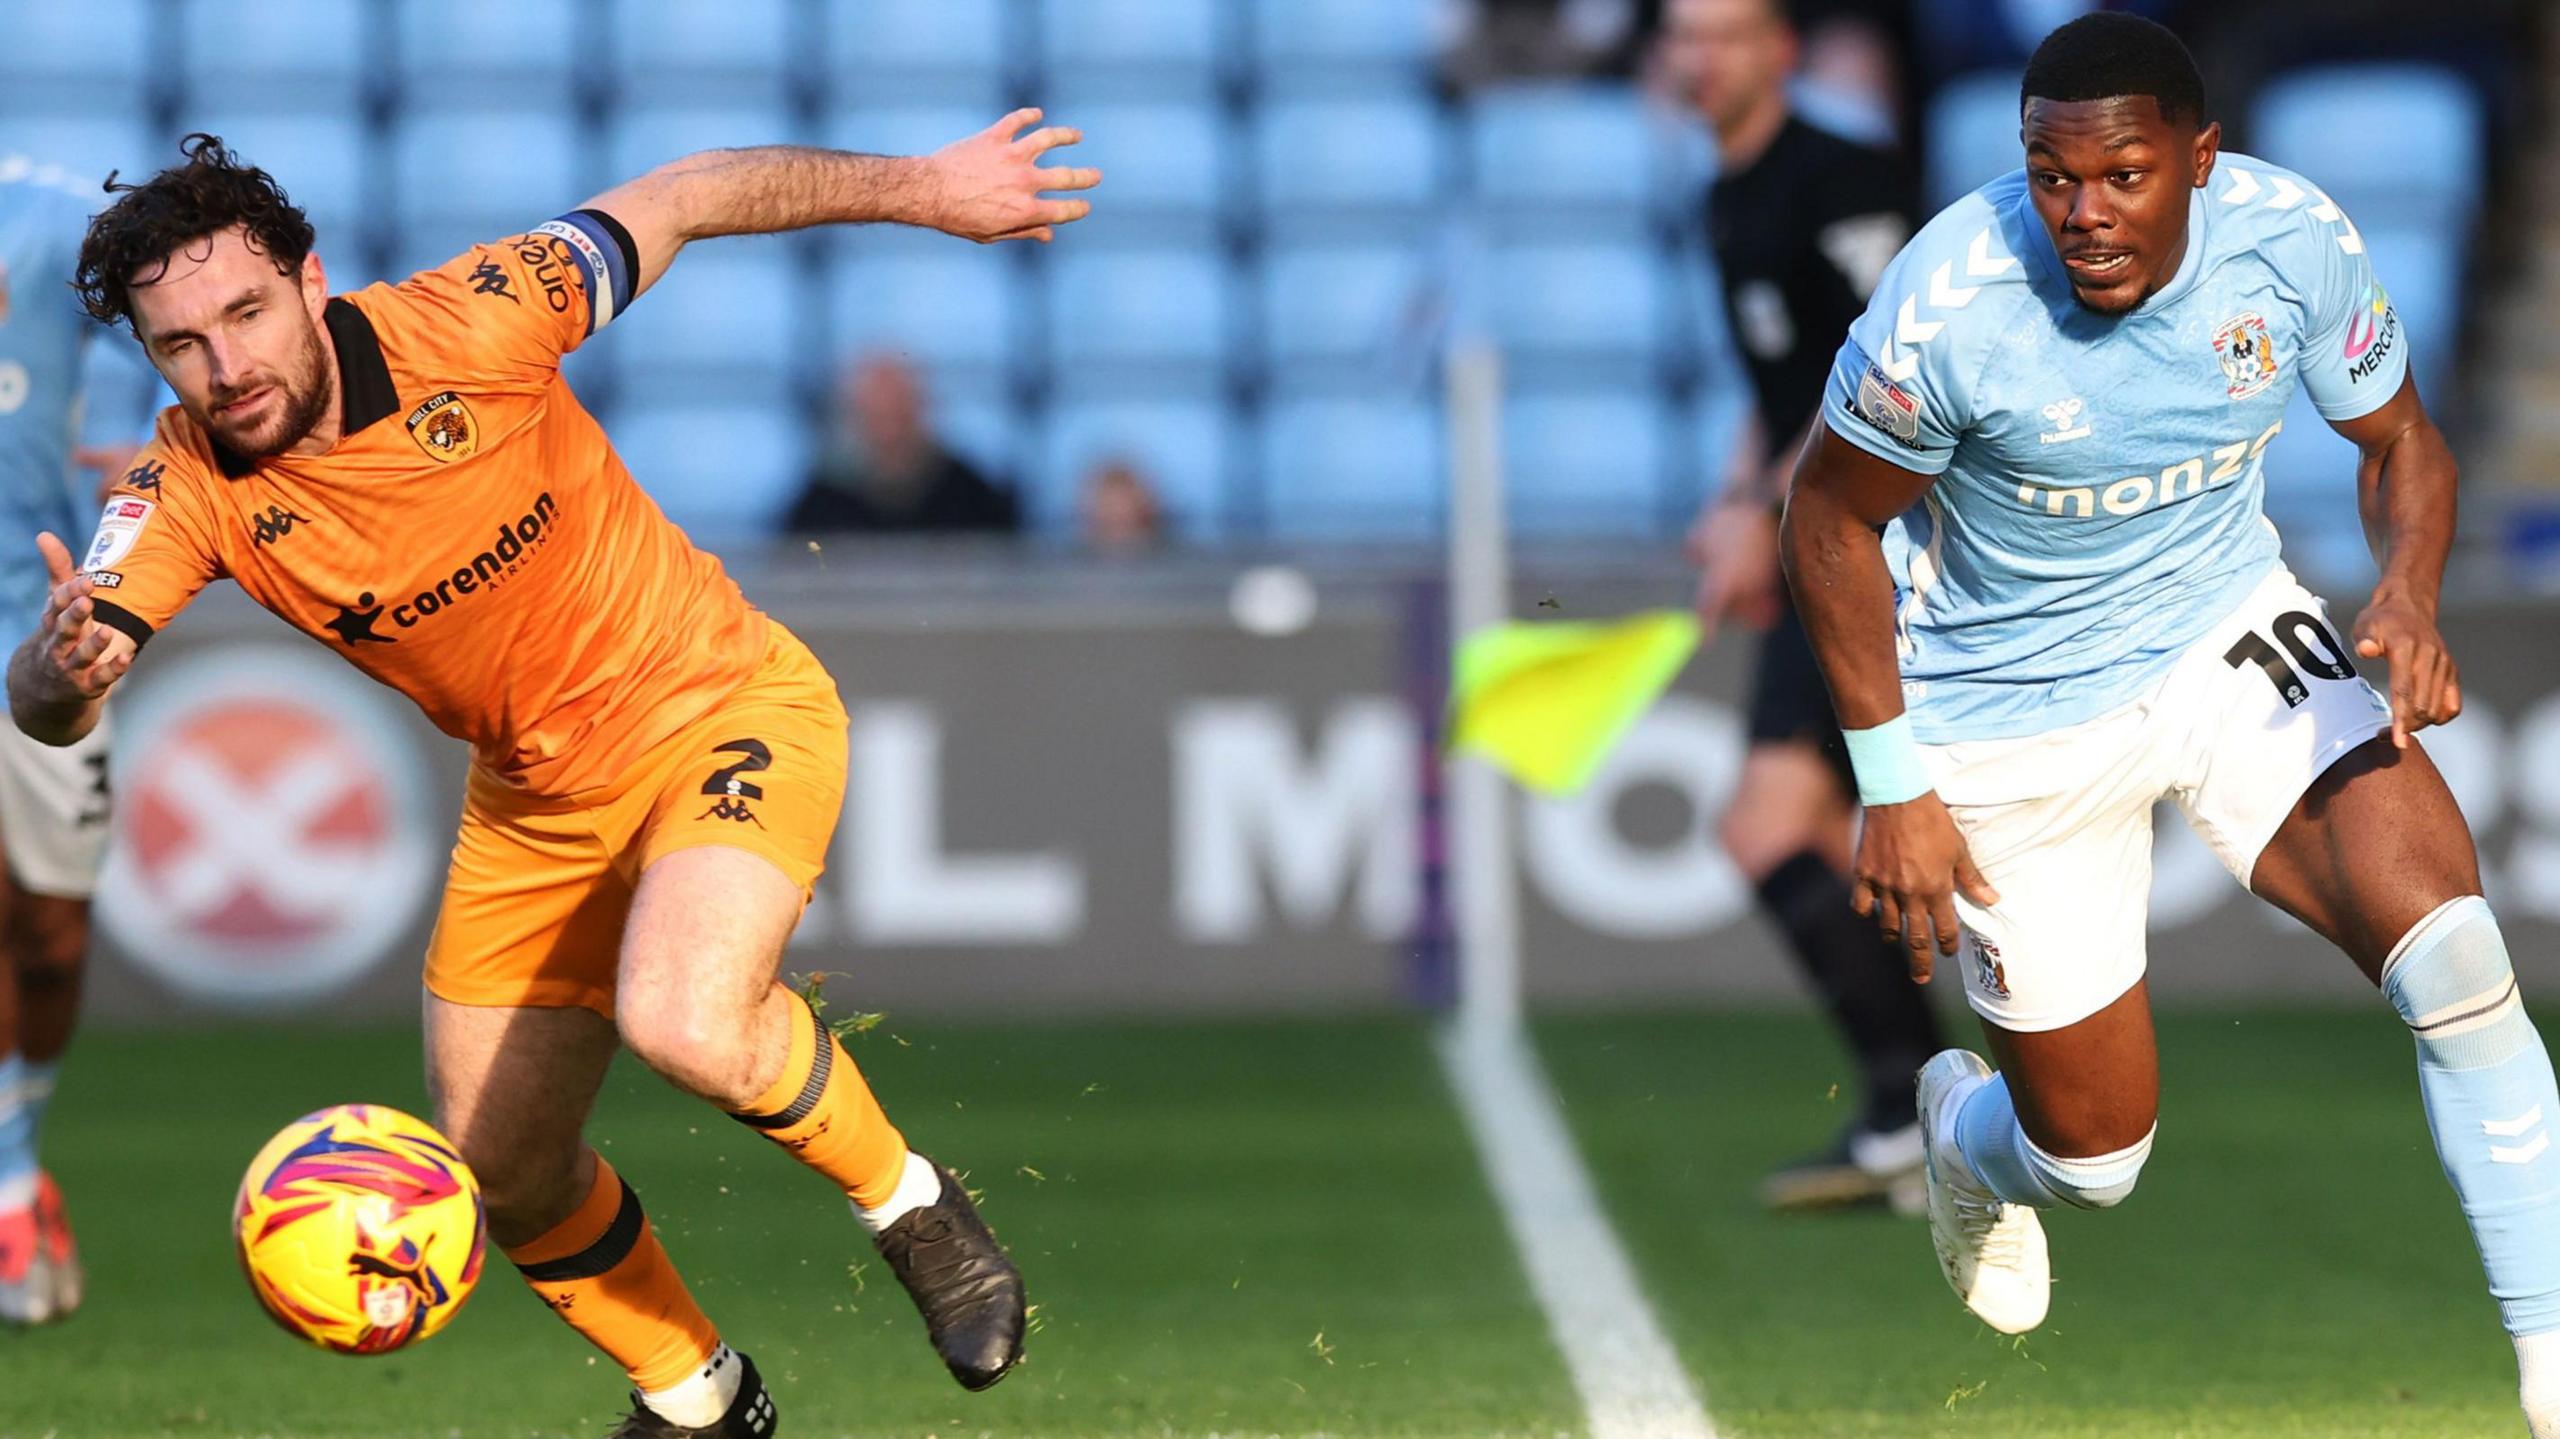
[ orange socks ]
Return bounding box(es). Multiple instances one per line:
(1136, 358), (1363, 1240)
(503, 1155), (720, 1392)
(728, 989), (909, 1208)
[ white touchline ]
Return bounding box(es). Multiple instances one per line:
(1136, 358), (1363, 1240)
(1439, 1021), (1718, 1439)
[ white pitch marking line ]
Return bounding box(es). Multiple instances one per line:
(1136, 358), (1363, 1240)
(1439, 1021), (1718, 1439)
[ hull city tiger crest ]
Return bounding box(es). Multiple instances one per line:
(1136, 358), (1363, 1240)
(2214, 311), (2279, 401)
(405, 391), (478, 463)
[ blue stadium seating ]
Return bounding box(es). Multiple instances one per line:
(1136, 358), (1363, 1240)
(0, 101), (158, 199)
(1046, 103), (1232, 220)
(1253, 0), (1438, 72)
(392, 0), (576, 92)
(607, 102), (802, 182)
(1260, 243), (1436, 372)
(0, 0), (149, 93)
(827, 235), (1028, 377)
(1258, 397), (1442, 539)
(389, 103), (585, 269)
(1039, 0), (1233, 80)
(1468, 85), (1657, 217)
(1046, 250), (1234, 375)
(1041, 400), (1236, 536)
(164, 106), (372, 247)
(1503, 393), (1668, 534)
(597, 239), (803, 390)
(607, 0), (792, 92)
(2251, 65), (2485, 228)
(2257, 388), (2374, 591)
(1254, 96), (1446, 215)
(826, 0), (1011, 86)
(603, 401), (811, 542)
(1485, 240), (1665, 363)
(1925, 70), (2023, 213)
(2358, 222), (2462, 381)
(178, 0), (370, 106)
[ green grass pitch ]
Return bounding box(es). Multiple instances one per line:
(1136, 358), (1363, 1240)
(0, 1006), (2529, 1436)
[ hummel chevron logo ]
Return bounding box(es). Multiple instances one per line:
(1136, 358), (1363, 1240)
(2487, 1105), (2549, 1165)
(1876, 228), (2017, 384)
(2221, 167), (2363, 254)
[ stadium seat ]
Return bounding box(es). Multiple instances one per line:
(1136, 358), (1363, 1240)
(2251, 65), (2485, 228)
(1048, 103), (1232, 220)
(0, 101), (157, 201)
(2258, 389), (2373, 592)
(1254, 96), (1446, 215)
(389, 103), (585, 269)
(0, 0), (149, 93)
(1260, 243), (1437, 372)
(607, 0), (792, 91)
(824, 0), (1011, 86)
(1925, 70), (2024, 213)
(1252, 0), (1438, 72)
(391, 0), (576, 92)
(604, 401), (812, 544)
(598, 239), (803, 389)
(162, 107), (373, 249)
(827, 236), (1028, 377)
(2358, 223), (2463, 379)
(1040, 400), (1236, 537)
(607, 102), (802, 181)
(1259, 397), (1442, 539)
(1046, 250), (1235, 374)
(1486, 240), (1665, 362)
(1467, 84), (1657, 216)
(1503, 392), (1668, 535)
(177, 0), (370, 105)
(1038, 0), (1230, 78)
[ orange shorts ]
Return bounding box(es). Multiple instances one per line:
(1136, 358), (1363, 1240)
(423, 620), (848, 1016)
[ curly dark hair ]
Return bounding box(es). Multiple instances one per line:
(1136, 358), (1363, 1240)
(73, 133), (316, 334)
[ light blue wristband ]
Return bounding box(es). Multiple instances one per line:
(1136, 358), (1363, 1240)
(1841, 714), (1933, 807)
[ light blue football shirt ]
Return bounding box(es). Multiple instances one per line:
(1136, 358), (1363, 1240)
(0, 154), (157, 644)
(1820, 152), (2410, 743)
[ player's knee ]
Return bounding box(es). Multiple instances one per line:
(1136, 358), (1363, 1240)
(2022, 1127), (2154, 1210)
(6, 906), (88, 985)
(448, 1125), (583, 1243)
(2383, 896), (2531, 1070)
(616, 990), (758, 1105)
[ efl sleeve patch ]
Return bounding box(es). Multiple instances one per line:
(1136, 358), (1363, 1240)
(1854, 363), (1925, 448)
(83, 496), (155, 571)
(533, 210), (639, 335)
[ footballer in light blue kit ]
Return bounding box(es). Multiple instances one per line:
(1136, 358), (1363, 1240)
(1783, 16), (2560, 1432)
(0, 152), (153, 1327)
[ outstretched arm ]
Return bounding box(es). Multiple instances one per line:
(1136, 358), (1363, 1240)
(586, 109), (1101, 299)
(2330, 373), (2462, 747)
(10, 533), (133, 747)
(1781, 422), (1996, 976)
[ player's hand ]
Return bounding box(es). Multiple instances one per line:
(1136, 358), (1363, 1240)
(74, 444), (143, 505)
(927, 109), (1102, 245)
(27, 532), (127, 704)
(2350, 592), (2461, 749)
(1851, 791), (1998, 983)
(1685, 499), (1785, 641)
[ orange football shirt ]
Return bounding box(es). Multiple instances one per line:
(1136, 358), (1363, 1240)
(83, 216), (770, 798)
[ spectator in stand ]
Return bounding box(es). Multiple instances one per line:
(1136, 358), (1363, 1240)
(1440, 0), (1663, 89)
(786, 353), (1020, 536)
(1078, 457), (1165, 556)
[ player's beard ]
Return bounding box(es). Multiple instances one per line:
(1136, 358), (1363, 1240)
(202, 318), (334, 459)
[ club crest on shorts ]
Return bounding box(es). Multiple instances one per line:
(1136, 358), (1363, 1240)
(1969, 934), (2011, 1001)
(404, 391), (478, 463)
(2214, 312), (2278, 401)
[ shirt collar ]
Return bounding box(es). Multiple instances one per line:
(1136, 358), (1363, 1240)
(212, 296), (398, 478)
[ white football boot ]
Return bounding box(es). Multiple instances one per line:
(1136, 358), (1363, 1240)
(1916, 1049), (2050, 1334)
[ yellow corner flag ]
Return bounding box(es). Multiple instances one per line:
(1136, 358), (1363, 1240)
(1450, 609), (1702, 796)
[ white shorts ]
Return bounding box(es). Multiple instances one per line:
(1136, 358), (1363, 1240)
(0, 711), (111, 899)
(1923, 566), (2391, 1033)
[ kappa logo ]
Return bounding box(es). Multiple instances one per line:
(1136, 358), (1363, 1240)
(2215, 312), (2279, 401)
(467, 259), (517, 304)
(696, 738), (771, 826)
(2038, 396), (2091, 445)
(248, 504), (310, 547)
(121, 459), (164, 492)
(405, 391), (478, 463)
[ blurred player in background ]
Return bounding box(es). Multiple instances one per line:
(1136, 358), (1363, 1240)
(1661, 0), (1944, 1212)
(1786, 16), (2560, 1432)
(0, 151), (151, 1326)
(11, 118), (1095, 1436)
